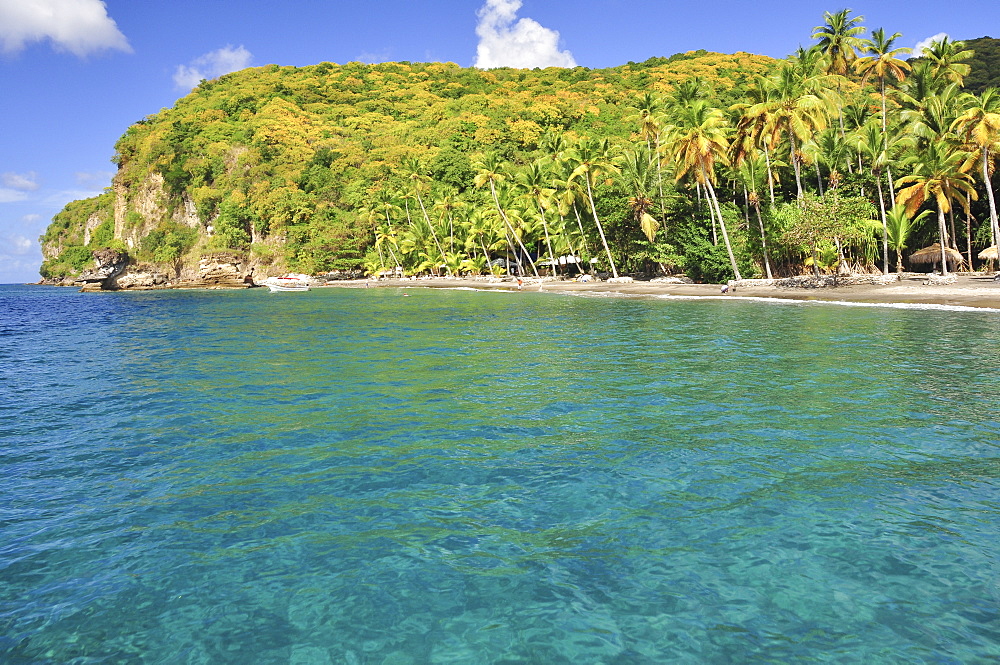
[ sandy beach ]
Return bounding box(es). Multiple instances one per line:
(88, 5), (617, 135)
(326, 274), (1000, 310)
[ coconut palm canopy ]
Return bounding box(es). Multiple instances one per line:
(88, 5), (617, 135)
(909, 244), (963, 265)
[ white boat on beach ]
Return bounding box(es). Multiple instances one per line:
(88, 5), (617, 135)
(266, 277), (310, 292)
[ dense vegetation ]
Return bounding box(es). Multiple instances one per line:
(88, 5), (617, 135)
(963, 37), (1000, 93)
(40, 16), (1000, 282)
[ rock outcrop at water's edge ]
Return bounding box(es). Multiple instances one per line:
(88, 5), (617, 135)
(48, 249), (256, 291)
(729, 274), (903, 290)
(75, 249), (129, 291)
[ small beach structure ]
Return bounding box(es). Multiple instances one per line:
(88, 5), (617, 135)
(978, 245), (999, 274)
(536, 255), (586, 276)
(909, 245), (963, 272)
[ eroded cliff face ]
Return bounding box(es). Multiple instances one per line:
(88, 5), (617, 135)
(83, 213), (104, 246)
(76, 249), (129, 291)
(39, 166), (267, 289)
(115, 172), (169, 249)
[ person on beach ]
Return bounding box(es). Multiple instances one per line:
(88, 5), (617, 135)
(517, 277), (523, 290)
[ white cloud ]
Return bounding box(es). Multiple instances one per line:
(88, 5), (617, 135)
(43, 189), (103, 207)
(474, 0), (576, 69)
(0, 250), (43, 283)
(1, 171), (39, 191)
(0, 188), (28, 203)
(357, 49), (392, 64)
(0, 0), (131, 57)
(2, 233), (33, 256)
(174, 45), (253, 90)
(75, 170), (114, 188)
(914, 32), (948, 57)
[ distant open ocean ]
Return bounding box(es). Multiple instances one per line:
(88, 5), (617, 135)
(2, 283), (999, 663)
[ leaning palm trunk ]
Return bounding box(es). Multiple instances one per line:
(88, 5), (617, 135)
(535, 200), (558, 276)
(966, 210), (974, 268)
(489, 180), (539, 279)
(583, 173), (619, 278)
(764, 145), (776, 206)
(948, 208), (958, 251)
(415, 191), (450, 275)
(572, 204), (595, 274)
(703, 169), (742, 280)
(982, 149), (1000, 263)
(386, 243), (402, 273)
(384, 211), (403, 272)
(938, 206), (950, 276)
(655, 134), (667, 218)
(753, 199), (773, 279)
(875, 173), (888, 274)
(790, 133), (804, 199)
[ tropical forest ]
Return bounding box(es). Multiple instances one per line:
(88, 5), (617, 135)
(38, 12), (1000, 283)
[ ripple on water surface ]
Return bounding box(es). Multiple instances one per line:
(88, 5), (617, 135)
(1, 284), (999, 663)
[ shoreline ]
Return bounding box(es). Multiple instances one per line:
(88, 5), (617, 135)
(322, 274), (1000, 311)
(25, 273), (1000, 311)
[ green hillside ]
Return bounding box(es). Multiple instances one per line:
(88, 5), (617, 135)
(40, 51), (779, 280)
(39, 26), (1000, 284)
(964, 37), (1000, 93)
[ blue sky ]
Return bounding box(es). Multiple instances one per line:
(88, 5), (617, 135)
(1, 0), (998, 283)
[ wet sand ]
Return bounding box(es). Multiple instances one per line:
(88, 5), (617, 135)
(327, 274), (1000, 310)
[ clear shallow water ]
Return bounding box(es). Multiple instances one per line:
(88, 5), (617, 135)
(2, 284), (1000, 664)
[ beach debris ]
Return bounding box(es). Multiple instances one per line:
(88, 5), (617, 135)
(923, 273), (958, 286)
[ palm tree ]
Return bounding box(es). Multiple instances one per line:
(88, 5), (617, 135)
(732, 151), (774, 278)
(513, 160), (558, 273)
(901, 84), (965, 151)
(896, 142), (978, 275)
(885, 203), (931, 273)
(402, 158), (449, 274)
(669, 99), (742, 280)
(750, 62), (831, 198)
(371, 189), (405, 273)
(670, 77), (708, 110)
(812, 9), (865, 78)
(897, 60), (944, 109)
(631, 92), (669, 214)
(432, 189), (465, 253)
(473, 153), (539, 279)
(733, 80), (784, 205)
(921, 36), (973, 87)
(952, 89), (1000, 259)
(567, 137), (621, 278)
(855, 28), (910, 134)
(550, 167), (596, 271)
(855, 120), (894, 272)
(620, 146), (666, 268)
(812, 9), (865, 134)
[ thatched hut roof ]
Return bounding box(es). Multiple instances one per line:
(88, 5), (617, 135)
(909, 244), (963, 266)
(978, 245), (998, 261)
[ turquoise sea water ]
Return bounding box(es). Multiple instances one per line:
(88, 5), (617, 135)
(2, 283), (1000, 664)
